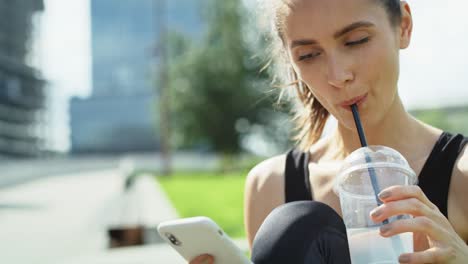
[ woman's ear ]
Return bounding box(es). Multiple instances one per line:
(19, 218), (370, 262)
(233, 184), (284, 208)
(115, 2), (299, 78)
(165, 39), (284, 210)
(399, 1), (413, 49)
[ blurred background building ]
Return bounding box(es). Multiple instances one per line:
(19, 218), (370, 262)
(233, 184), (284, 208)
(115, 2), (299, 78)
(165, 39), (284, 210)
(70, 0), (204, 154)
(0, 1), (48, 157)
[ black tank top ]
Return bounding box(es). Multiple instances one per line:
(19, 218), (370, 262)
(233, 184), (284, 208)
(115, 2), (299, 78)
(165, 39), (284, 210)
(284, 132), (468, 218)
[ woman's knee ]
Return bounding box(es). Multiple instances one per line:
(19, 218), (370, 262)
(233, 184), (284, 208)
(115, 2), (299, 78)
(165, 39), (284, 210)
(256, 201), (345, 237)
(251, 201), (348, 263)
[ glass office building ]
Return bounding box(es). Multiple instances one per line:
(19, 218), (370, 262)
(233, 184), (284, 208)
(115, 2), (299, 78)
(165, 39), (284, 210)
(0, 1), (47, 157)
(70, 0), (203, 154)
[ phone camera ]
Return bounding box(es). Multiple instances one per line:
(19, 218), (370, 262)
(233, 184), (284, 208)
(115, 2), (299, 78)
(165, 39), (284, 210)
(165, 232), (182, 246)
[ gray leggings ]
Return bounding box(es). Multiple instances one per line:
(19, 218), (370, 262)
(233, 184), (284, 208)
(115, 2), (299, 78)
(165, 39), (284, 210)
(251, 201), (352, 264)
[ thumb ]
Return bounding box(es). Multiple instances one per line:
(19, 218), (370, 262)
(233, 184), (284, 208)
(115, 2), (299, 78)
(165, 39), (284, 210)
(190, 254), (214, 264)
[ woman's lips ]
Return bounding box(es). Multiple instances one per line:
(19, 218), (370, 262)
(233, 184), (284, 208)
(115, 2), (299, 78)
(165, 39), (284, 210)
(339, 93), (368, 111)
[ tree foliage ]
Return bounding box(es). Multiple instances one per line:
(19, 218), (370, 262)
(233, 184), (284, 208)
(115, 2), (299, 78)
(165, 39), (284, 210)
(167, 0), (279, 154)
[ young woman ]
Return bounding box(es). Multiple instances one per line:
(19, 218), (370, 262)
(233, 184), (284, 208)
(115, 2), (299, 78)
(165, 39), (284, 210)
(190, 0), (468, 263)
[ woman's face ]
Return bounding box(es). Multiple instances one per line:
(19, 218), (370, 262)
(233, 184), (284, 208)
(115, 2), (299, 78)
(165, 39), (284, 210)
(283, 0), (411, 129)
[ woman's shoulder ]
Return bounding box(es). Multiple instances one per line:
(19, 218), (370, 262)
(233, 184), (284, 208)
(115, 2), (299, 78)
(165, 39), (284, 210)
(456, 140), (467, 171)
(243, 139), (328, 200)
(245, 154), (287, 196)
(452, 136), (468, 185)
(448, 134), (468, 240)
(445, 131), (467, 175)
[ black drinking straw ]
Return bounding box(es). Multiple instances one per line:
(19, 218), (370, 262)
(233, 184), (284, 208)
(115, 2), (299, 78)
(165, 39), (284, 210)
(350, 104), (389, 225)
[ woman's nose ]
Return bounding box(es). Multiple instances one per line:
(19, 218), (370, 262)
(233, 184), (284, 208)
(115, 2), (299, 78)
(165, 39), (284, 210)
(326, 56), (354, 88)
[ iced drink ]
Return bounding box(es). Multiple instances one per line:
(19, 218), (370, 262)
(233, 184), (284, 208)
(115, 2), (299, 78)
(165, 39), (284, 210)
(334, 146), (417, 264)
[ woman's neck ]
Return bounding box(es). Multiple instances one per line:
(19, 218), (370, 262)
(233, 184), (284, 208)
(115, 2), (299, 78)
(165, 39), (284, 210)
(330, 95), (427, 161)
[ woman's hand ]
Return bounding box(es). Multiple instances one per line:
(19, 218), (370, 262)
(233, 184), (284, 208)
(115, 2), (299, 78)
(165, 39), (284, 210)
(189, 254), (214, 264)
(370, 185), (468, 263)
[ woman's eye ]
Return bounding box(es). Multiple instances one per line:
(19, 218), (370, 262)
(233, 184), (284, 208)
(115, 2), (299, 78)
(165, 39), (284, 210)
(297, 37), (369, 61)
(345, 37), (370, 46)
(298, 52), (321, 61)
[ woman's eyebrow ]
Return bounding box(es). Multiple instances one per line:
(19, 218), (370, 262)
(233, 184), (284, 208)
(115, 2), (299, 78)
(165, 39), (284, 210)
(334, 21), (375, 39)
(290, 21), (375, 49)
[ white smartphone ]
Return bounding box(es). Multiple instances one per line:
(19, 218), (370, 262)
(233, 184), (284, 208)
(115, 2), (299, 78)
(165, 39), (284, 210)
(157, 216), (252, 264)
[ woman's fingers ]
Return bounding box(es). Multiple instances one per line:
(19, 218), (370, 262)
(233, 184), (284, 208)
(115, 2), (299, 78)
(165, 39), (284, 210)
(378, 216), (447, 241)
(377, 185), (437, 211)
(371, 197), (434, 220)
(370, 186), (453, 231)
(189, 254), (214, 264)
(398, 247), (456, 264)
(370, 185), (467, 263)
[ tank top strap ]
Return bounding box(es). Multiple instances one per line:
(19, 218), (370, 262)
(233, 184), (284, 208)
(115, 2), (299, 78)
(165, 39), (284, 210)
(417, 132), (468, 218)
(284, 148), (313, 203)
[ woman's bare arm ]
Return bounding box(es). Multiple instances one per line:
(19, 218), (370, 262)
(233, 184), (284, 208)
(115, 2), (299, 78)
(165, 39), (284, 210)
(244, 155), (286, 249)
(448, 143), (468, 242)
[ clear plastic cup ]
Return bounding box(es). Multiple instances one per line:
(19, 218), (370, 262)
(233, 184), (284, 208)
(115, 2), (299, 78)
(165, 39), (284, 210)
(334, 146), (418, 264)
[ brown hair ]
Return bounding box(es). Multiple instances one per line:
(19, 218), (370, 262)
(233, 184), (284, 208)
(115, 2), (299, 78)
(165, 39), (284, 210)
(258, 0), (402, 151)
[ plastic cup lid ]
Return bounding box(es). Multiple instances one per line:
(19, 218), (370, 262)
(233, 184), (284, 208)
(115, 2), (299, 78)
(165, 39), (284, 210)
(334, 145), (417, 194)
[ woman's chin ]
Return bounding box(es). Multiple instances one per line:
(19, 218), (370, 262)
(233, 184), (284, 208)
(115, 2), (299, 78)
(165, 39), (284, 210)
(335, 109), (371, 132)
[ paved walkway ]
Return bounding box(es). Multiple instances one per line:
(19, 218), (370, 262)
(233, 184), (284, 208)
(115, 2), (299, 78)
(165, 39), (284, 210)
(0, 168), (181, 263)
(0, 167), (248, 264)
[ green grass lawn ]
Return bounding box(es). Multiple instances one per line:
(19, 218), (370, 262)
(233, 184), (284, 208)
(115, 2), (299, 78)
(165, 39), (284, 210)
(157, 171), (248, 238)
